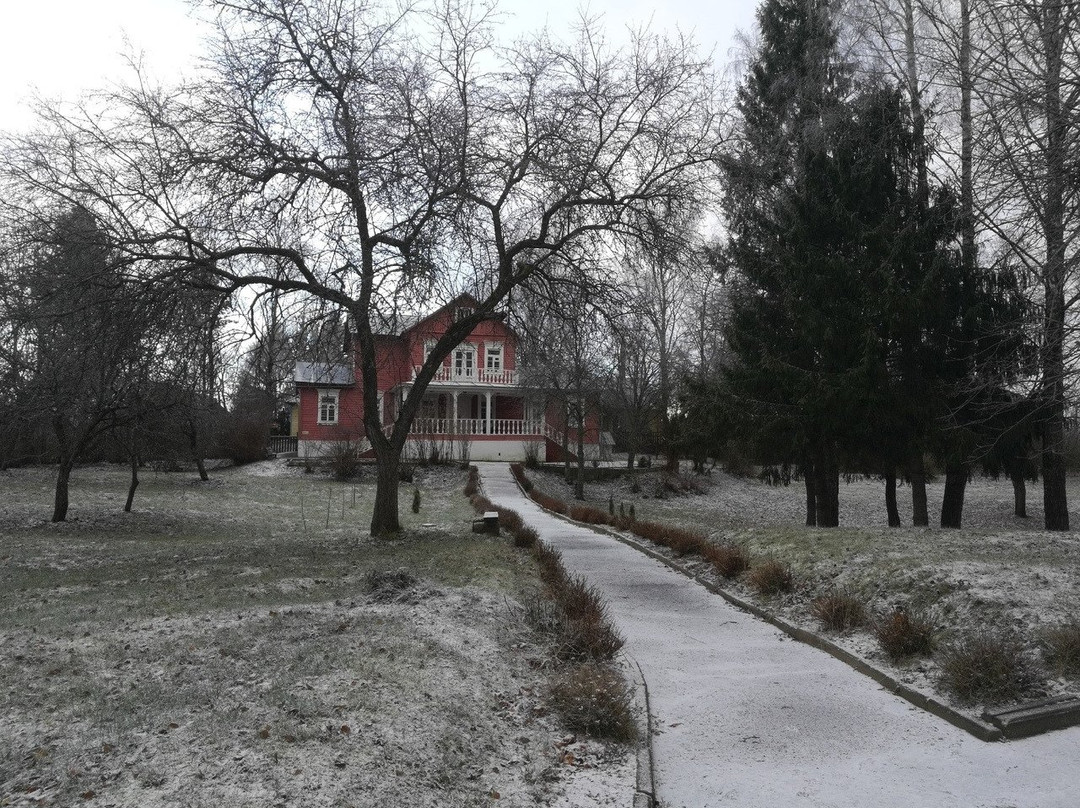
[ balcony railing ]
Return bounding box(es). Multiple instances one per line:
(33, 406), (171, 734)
(414, 366), (519, 386)
(408, 417), (543, 436)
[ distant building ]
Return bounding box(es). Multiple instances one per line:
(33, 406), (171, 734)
(294, 294), (603, 462)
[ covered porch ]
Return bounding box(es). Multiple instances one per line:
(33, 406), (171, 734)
(391, 388), (542, 438)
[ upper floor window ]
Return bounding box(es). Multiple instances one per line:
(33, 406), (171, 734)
(455, 306), (474, 322)
(485, 343), (502, 371)
(453, 345), (476, 378)
(318, 389), (339, 425)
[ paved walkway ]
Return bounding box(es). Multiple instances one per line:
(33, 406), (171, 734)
(477, 463), (1080, 808)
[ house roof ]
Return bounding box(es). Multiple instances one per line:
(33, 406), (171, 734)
(293, 361), (354, 386)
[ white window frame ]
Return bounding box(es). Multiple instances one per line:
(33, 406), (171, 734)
(454, 345), (476, 378)
(317, 389), (339, 425)
(455, 306), (474, 322)
(484, 342), (503, 371)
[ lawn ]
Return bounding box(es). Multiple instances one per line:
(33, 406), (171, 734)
(0, 461), (629, 808)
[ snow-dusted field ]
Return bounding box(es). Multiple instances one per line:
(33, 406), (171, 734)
(557, 465), (1080, 714)
(0, 462), (632, 808)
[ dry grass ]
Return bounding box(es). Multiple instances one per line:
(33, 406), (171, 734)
(702, 543), (751, 579)
(747, 559), (794, 596)
(874, 608), (937, 661)
(938, 632), (1046, 705)
(810, 592), (867, 632)
(548, 663), (638, 743)
(1041, 622), (1080, 676)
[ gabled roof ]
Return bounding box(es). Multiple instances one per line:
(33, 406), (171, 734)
(293, 361), (354, 386)
(398, 293), (482, 337)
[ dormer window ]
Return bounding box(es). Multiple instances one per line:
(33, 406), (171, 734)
(455, 306), (473, 322)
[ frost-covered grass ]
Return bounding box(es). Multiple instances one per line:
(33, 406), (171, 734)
(0, 461), (630, 808)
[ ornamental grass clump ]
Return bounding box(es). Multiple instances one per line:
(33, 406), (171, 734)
(1042, 622), (1080, 676)
(873, 607), (936, 661)
(701, 542), (750, 579)
(747, 559), (794, 596)
(549, 662), (637, 742)
(513, 525), (539, 549)
(938, 631), (1046, 706)
(810, 591), (867, 632)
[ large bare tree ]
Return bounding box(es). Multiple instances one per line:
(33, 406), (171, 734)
(3, 0), (720, 535)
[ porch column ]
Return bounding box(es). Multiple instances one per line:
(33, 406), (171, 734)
(452, 392), (458, 433)
(486, 391), (493, 435)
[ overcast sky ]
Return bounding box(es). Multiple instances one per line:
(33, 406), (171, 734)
(0, 0), (760, 132)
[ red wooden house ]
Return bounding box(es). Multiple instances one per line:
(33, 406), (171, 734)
(294, 295), (607, 463)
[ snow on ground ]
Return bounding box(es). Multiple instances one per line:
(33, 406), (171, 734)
(481, 464), (1080, 808)
(541, 464), (1080, 716)
(0, 462), (634, 807)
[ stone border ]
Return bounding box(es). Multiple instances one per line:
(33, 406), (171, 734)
(621, 654), (657, 808)
(506, 472), (1010, 744)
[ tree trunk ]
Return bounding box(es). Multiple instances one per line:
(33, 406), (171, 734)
(1039, 0), (1070, 532)
(575, 426), (586, 500)
(189, 419), (209, 481)
(1042, 421), (1069, 530)
(940, 463), (968, 528)
(804, 462), (816, 527)
(1011, 468), (1028, 518)
(885, 471), (901, 527)
(53, 457), (73, 523)
(813, 451), (839, 528)
(370, 450), (402, 537)
(124, 452), (140, 512)
(909, 453), (929, 527)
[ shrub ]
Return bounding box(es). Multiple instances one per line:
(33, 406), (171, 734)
(1042, 622), (1080, 675)
(874, 608), (936, 661)
(549, 663), (637, 742)
(364, 568), (419, 602)
(398, 463), (414, 483)
(938, 632), (1045, 706)
(497, 507), (524, 534)
(463, 466), (479, 497)
(513, 525), (539, 549)
(810, 592), (867, 632)
(702, 543), (750, 579)
(747, 559), (794, 596)
(323, 440), (362, 480)
(568, 504), (611, 525)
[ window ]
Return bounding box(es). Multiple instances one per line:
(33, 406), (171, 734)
(318, 389), (339, 425)
(455, 306), (473, 322)
(454, 346), (476, 378)
(485, 343), (502, 371)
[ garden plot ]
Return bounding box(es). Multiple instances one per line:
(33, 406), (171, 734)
(0, 462), (632, 807)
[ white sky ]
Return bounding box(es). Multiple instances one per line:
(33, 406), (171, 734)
(0, 0), (760, 133)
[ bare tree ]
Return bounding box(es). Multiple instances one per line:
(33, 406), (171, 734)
(3, 0), (720, 535)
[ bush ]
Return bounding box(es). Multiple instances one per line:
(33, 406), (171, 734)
(874, 608), (936, 661)
(810, 592), (867, 632)
(568, 504), (611, 525)
(938, 632), (1045, 706)
(398, 463), (414, 483)
(463, 466), (479, 497)
(1042, 622), (1080, 675)
(549, 663), (637, 742)
(323, 440), (362, 480)
(701, 543), (750, 579)
(513, 525), (539, 549)
(747, 559), (794, 596)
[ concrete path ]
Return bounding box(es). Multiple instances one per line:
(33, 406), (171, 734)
(477, 463), (1080, 808)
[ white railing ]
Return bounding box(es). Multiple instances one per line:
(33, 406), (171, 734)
(408, 418), (543, 436)
(415, 365), (519, 385)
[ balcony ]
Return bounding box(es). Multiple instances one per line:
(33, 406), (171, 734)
(414, 365), (519, 386)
